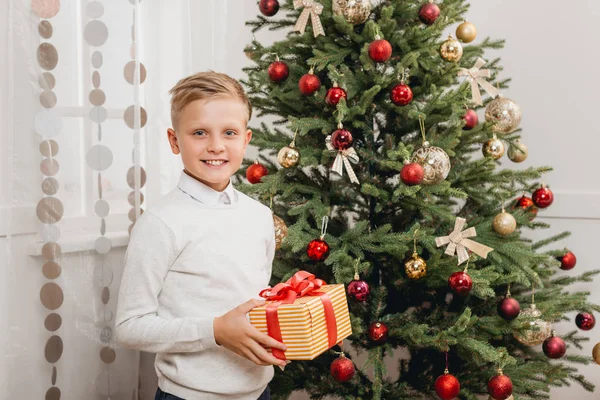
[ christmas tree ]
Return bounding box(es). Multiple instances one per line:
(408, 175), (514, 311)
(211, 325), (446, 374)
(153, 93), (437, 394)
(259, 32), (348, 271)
(237, 0), (600, 398)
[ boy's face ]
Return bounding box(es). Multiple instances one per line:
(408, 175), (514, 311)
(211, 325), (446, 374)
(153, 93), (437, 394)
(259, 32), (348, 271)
(167, 97), (252, 192)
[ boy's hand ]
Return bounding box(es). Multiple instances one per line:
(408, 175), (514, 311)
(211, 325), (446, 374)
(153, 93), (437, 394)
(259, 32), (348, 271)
(213, 299), (288, 367)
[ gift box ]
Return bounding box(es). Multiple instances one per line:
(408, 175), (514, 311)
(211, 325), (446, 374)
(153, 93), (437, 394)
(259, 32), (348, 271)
(249, 271), (353, 360)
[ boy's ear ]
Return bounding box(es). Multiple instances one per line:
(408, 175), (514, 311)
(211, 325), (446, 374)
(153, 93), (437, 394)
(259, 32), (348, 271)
(167, 128), (180, 155)
(244, 129), (252, 148)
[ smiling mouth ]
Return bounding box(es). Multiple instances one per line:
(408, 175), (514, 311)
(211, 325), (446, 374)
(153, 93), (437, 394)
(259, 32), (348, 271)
(202, 160), (228, 166)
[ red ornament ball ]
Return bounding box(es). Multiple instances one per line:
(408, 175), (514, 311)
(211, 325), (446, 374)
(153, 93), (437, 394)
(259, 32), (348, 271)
(330, 355), (355, 382)
(514, 195), (538, 219)
(434, 373), (461, 400)
(463, 109), (478, 130)
(259, 0), (279, 16)
(306, 238), (330, 261)
(246, 162), (268, 184)
(331, 129), (354, 151)
(487, 373), (513, 400)
(532, 186), (554, 208)
(268, 61), (289, 83)
(368, 321), (389, 344)
(448, 271), (472, 296)
(400, 162), (424, 186)
(419, 2), (440, 25)
(368, 39), (393, 63)
(347, 279), (370, 302)
(497, 297), (521, 321)
(575, 312), (596, 330)
(543, 334), (566, 359)
(326, 86), (347, 106)
(558, 251), (577, 270)
(298, 72), (321, 95)
(390, 83), (413, 106)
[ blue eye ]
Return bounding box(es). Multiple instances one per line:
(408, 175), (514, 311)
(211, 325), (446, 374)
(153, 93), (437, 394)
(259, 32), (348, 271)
(193, 130), (206, 136)
(224, 130), (237, 136)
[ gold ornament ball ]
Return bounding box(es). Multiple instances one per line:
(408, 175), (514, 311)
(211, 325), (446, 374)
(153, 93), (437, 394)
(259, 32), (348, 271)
(513, 304), (552, 346)
(456, 21), (477, 43)
(440, 35), (463, 62)
(404, 252), (427, 280)
(273, 214), (288, 250)
(507, 141), (528, 163)
(483, 137), (505, 159)
(277, 145), (300, 168)
(332, 0), (371, 25)
(593, 342), (600, 365)
(493, 211), (516, 236)
(410, 142), (451, 185)
(485, 96), (522, 134)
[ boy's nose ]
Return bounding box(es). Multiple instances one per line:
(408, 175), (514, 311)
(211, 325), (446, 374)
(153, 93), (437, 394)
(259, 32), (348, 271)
(207, 136), (225, 153)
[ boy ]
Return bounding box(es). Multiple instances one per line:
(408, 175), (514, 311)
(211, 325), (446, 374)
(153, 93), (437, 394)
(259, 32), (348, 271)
(115, 71), (287, 400)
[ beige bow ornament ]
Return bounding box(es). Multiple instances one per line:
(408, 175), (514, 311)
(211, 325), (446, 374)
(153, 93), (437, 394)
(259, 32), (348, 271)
(293, 0), (325, 38)
(325, 136), (359, 184)
(435, 217), (494, 265)
(457, 57), (500, 106)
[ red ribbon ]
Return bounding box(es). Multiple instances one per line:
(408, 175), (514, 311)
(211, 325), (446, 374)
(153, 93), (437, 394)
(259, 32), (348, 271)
(259, 270), (338, 360)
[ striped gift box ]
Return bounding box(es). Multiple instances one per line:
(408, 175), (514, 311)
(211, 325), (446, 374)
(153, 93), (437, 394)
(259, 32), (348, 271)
(249, 284), (352, 360)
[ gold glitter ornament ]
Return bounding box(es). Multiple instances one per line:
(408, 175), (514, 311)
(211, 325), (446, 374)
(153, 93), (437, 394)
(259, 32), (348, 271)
(440, 35), (463, 62)
(456, 21), (477, 43)
(593, 342), (600, 365)
(483, 135), (505, 159)
(273, 214), (288, 250)
(485, 95), (522, 134)
(513, 304), (552, 346)
(405, 252), (427, 280)
(507, 140), (528, 163)
(492, 209), (516, 236)
(277, 140), (300, 168)
(332, 0), (371, 25)
(411, 142), (451, 185)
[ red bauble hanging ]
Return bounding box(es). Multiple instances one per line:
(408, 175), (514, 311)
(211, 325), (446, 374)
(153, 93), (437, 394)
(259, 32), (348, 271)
(268, 60), (289, 83)
(487, 371), (513, 400)
(418, 2), (440, 25)
(368, 321), (389, 344)
(390, 83), (413, 106)
(434, 372), (460, 400)
(532, 185), (554, 208)
(298, 68), (321, 95)
(575, 312), (596, 331)
(497, 296), (521, 321)
(330, 354), (355, 382)
(331, 128), (354, 151)
(543, 332), (567, 359)
(558, 251), (577, 270)
(246, 161), (268, 184)
(259, 0), (279, 16)
(368, 38), (393, 63)
(463, 109), (478, 130)
(306, 238), (330, 261)
(326, 83), (347, 106)
(514, 195), (538, 219)
(448, 271), (472, 296)
(347, 276), (370, 302)
(400, 162), (424, 186)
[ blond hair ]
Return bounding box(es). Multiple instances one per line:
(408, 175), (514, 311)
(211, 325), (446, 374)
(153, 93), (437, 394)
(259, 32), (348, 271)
(169, 71), (252, 129)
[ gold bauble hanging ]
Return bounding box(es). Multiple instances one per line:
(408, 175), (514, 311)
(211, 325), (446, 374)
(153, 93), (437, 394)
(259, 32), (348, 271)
(277, 143), (300, 168)
(485, 96), (522, 134)
(483, 136), (505, 159)
(507, 140), (528, 163)
(456, 21), (477, 43)
(404, 252), (427, 280)
(440, 35), (463, 62)
(332, 0), (371, 25)
(493, 210), (516, 236)
(410, 142), (451, 185)
(593, 342), (600, 365)
(513, 304), (552, 346)
(273, 214), (288, 250)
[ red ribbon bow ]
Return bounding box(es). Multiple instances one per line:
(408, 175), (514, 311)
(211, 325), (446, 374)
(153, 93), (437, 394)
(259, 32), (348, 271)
(259, 270), (338, 360)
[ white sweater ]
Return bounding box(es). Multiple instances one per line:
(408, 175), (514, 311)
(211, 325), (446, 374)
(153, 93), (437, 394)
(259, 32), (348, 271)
(115, 172), (275, 400)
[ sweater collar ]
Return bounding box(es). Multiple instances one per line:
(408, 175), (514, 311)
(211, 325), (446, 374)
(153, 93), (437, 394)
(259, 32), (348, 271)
(178, 170), (237, 205)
